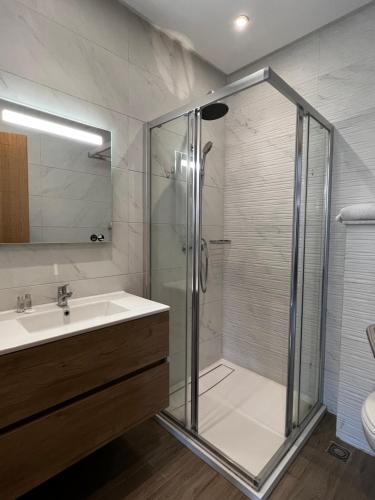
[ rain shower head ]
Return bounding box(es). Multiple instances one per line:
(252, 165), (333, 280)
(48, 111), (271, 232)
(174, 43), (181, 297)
(201, 102), (229, 120)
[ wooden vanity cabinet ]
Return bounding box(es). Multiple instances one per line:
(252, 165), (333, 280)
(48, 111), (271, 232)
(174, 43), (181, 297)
(0, 311), (169, 499)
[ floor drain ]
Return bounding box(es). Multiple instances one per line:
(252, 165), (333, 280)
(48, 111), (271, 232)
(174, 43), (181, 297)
(326, 441), (352, 462)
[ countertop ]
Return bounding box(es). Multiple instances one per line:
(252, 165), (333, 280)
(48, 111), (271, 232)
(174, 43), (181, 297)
(0, 291), (169, 356)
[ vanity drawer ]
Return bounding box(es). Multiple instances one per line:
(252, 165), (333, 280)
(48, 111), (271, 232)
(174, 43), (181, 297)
(0, 311), (169, 429)
(0, 361), (169, 499)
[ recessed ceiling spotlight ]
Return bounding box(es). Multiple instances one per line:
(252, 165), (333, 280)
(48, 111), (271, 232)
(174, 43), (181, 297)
(234, 15), (250, 30)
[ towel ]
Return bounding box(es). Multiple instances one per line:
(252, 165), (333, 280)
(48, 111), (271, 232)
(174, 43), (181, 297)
(336, 203), (375, 223)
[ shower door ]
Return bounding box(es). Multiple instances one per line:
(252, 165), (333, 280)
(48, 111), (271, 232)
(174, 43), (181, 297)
(293, 115), (331, 426)
(148, 108), (228, 433)
(148, 113), (196, 427)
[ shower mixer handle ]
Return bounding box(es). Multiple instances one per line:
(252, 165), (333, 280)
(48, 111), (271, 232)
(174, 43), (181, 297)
(200, 238), (209, 293)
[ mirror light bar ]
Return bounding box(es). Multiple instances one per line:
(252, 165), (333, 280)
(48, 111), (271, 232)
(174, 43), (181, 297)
(1, 109), (103, 146)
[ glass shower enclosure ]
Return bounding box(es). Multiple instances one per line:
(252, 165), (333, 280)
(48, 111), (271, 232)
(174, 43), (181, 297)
(145, 67), (333, 496)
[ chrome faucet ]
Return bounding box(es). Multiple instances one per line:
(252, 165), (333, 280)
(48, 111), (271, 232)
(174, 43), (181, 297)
(57, 284), (73, 308)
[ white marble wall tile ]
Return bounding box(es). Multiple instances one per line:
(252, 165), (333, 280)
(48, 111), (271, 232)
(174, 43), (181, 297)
(0, 245), (59, 289)
(128, 223), (143, 274)
(128, 12), (184, 82)
(112, 167), (129, 223)
(124, 272), (144, 297)
(0, 0), (224, 314)
(128, 171), (144, 223)
(111, 222), (129, 275)
(128, 63), (182, 122)
(0, 0), (131, 115)
(190, 53), (226, 99)
(0, 273), (144, 312)
(128, 11), (224, 107)
(17, 0), (130, 61)
(53, 245), (116, 279)
(0, 242), (118, 288)
(127, 117), (144, 173)
(108, 114), (128, 171)
(128, 54), (224, 123)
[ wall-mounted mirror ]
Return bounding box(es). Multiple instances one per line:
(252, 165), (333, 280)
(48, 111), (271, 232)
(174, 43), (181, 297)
(0, 98), (112, 244)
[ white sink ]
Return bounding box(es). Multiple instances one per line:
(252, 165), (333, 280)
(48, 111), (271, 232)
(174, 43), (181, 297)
(0, 291), (169, 356)
(18, 301), (128, 333)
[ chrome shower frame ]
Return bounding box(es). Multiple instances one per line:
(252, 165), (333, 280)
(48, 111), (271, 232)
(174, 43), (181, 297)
(144, 66), (334, 498)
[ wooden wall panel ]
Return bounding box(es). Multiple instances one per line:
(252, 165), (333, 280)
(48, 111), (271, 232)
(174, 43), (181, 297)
(0, 132), (29, 243)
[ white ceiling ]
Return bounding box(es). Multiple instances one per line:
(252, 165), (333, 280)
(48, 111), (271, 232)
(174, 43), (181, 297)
(122, 0), (372, 74)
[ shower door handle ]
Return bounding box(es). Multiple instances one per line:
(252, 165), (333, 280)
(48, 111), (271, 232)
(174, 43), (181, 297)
(200, 238), (209, 293)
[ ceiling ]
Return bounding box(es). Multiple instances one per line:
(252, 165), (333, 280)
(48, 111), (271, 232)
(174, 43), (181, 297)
(122, 0), (372, 74)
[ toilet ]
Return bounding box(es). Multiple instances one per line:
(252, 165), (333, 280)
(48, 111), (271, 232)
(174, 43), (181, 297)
(362, 392), (375, 451)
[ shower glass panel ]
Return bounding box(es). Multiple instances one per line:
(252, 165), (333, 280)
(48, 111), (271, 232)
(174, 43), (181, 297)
(295, 116), (330, 424)
(149, 115), (192, 426)
(147, 67), (333, 496)
(197, 82), (297, 479)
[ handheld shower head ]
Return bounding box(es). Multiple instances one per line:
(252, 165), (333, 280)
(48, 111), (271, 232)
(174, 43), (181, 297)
(201, 141), (213, 184)
(203, 141), (213, 155)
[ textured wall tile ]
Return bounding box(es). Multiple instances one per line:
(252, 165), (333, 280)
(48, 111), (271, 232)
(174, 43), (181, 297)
(222, 87), (296, 385)
(337, 225), (375, 454)
(225, 2), (375, 421)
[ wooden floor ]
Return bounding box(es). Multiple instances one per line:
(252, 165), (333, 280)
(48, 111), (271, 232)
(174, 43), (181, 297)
(21, 413), (375, 500)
